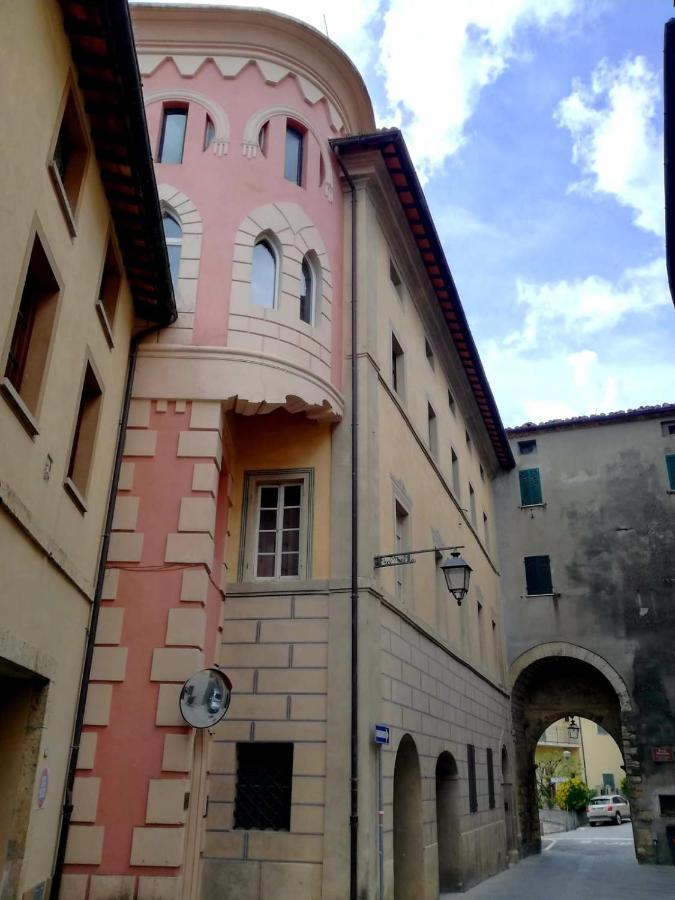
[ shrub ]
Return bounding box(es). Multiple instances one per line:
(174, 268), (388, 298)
(556, 777), (592, 812)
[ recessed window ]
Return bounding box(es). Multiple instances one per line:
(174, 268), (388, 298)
(49, 88), (88, 232)
(162, 214), (182, 287)
(666, 454), (675, 490)
(392, 333), (404, 397)
(479, 464), (485, 482)
(427, 403), (438, 457)
(3, 232), (60, 429)
(95, 237), (121, 343)
(65, 361), (103, 508)
(661, 420), (675, 436)
(258, 122), (269, 156)
(659, 795), (675, 817)
(469, 483), (476, 526)
(255, 482), (303, 578)
(451, 448), (460, 498)
(524, 555), (553, 596)
(465, 429), (472, 453)
(467, 744), (478, 813)
(394, 500), (410, 601)
(284, 124), (304, 185)
(234, 743), (293, 831)
(519, 467), (543, 506)
(448, 389), (455, 415)
(518, 438), (537, 455)
(487, 748), (495, 810)
(158, 107), (187, 164)
(203, 116), (215, 151)
(390, 260), (402, 296)
(251, 238), (278, 309)
(299, 255), (316, 325)
(425, 338), (434, 369)
(483, 512), (490, 550)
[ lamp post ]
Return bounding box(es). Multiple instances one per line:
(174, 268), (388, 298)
(373, 545), (472, 606)
(567, 717), (580, 741)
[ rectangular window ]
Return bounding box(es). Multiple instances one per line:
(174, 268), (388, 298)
(666, 454), (675, 490)
(658, 794), (675, 817)
(390, 260), (402, 296)
(392, 333), (404, 396)
(95, 237), (121, 344)
(447, 388), (455, 415)
(395, 500), (410, 601)
(469, 483), (476, 526)
(487, 748), (495, 810)
(3, 232), (60, 428)
(479, 463), (485, 482)
(49, 88), (88, 232)
(660, 420), (675, 436)
(518, 438), (537, 455)
(66, 361), (103, 506)
(284, 124), (304, 185)
(602, 773), (616, 791)
(427, 403), (437, 457)
(158, 107), (188, 164)
(234, 743), (293, 830)
(465, 429), (472, 453)
(477, 601), (484, 661)
(425, 338), (434, 369)
(483, 512), (490, 550)
(468, 744), (478, 813)
(451, 448), (460, 498)
(524, 555), (553, 596)
(519, 467), (543, 506)
(255, 483), (302, 578)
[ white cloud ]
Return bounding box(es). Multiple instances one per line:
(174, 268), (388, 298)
(567, 349), (597, 387)
(506, 257), (669, 351)
(556, 56), (663, 235)
(378, 0), (580, 178)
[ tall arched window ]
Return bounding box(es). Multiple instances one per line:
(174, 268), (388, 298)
(251, 239), (277, 309)
(284, 124), (304, 185)
(299, 255), (315, 324)
(162, 213), (182, 287)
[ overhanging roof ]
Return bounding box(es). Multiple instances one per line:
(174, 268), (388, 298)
(59, 0), (176, 324)
(508, 402), (675, 435)
(331, 129), (514, 470)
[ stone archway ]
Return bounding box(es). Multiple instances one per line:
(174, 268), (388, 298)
(393, 734), (424, 900)
(510, 645), (643, 859)
(435, 751), (461, 892)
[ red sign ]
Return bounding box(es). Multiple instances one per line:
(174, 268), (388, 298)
(651, 747), (674, 763)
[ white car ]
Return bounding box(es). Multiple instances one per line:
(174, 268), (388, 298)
(587, 794), (630, 826)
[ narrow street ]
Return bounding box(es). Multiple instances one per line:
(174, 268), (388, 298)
(452, 825), (675, 899)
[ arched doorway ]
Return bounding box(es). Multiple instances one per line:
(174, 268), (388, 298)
(511, 648), (642, 858)
(393, 734), (424, 900)
(435, 752), (461, 892)
(501, 746), (517, 860)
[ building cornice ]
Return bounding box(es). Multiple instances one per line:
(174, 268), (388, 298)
(507, 402), (675, 435)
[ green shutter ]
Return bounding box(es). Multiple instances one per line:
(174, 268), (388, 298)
(666, 454), (675, 490)
(519, 468), (543, 506)
(524, 555), (552, 595)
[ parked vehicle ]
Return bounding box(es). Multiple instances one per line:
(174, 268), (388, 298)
(586, 794), (631, 826)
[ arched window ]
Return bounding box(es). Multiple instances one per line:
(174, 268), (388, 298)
(251, 239), (277, 309)
(299, 255), (315, 324)
(284, 124), (304, 185)
(158, 107), (188, 164)
(258, 122), (269, 157)
(162, 213), (182, 286)
(203, 116), (215, 151)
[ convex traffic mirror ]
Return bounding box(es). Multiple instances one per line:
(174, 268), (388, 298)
(179, 668), (232, 728)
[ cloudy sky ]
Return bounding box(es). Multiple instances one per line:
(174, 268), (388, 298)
(161, 0), (675, 426)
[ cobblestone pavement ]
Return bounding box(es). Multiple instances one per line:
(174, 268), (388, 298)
(446, 825), (675, 899)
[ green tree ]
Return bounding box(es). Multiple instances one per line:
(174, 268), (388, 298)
(556, 777), (592, 812)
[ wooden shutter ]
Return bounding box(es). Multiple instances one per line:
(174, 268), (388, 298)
(519, 468), (542, 506)
(666, 454), (675, 490)
(524, 555), (552, 595)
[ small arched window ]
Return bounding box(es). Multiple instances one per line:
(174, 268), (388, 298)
(162, 213), (182, 286)
(284, 124), (304, 185)
(258, 122), (269, 157)
(204, 116), (215, 151)
(251, 239), (277, 309)
(299, 256), (315, 325)
(158, 106), (188, 164)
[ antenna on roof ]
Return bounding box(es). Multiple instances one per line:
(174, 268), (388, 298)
(323, 14), (329, 38)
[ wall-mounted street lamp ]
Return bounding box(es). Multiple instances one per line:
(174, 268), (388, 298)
(566, 717), (580, 741)
(374, 545), (472, 606)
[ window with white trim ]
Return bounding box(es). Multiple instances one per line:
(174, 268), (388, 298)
(251, 238), (278, 309)
(299, 254), (317, 325)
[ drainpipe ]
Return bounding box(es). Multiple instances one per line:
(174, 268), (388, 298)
(333, 146), (359, 900)
(50, 318), (172, 899)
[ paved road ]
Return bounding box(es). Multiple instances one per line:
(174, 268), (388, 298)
(449, 825), (675, 899)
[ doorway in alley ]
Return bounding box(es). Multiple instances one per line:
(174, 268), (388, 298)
(393, 734), (424, 900)
(436, 751), (461, 892)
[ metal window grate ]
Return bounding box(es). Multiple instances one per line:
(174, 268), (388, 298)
(487, 748), (495, 810)
(234, 743), (293, 831)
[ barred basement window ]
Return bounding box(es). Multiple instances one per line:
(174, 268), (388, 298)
(467, 744), (478, 813)
(487, 748), (495, 810)
(234, 743), (293, 830)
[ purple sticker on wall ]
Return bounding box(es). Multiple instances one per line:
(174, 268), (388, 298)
(37, 768), (49, 808)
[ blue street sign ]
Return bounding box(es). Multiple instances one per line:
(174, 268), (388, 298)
(374, 723), (390, 745)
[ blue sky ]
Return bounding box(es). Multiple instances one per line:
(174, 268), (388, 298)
(162, 0), (675, 426)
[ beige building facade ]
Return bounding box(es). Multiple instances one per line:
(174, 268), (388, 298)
(0, 2), (174, 897)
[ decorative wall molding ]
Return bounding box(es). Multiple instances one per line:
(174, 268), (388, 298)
(144, 89), (230, 156)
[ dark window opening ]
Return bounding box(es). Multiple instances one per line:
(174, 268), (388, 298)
(428, 403), (437, 457)
(96, 238), (121, 335)
(666, 454), (675, 490)
(162, 214), (182, 287)
(258, 122), (269, 156)
(300, 256), (314, 324)
(660, 420), (675, 436)
(234, 742), (293, 830)
(524, 555), (553, 596)
(67, 362), (103, 501)
(465, 429), (472, 452)
(425, 338), (434, 368)
(518, 438), (537, 455)
(392, 333), (404, 396)
(204, 116), (215, 151)
(659, 795), (675, 816)
(468, 744), (478, 813)
(448, 389), (455, 415)
(390, 260), (402, 295)
(50, 90), (88, 228)
(284, 124), (304, 185)
(487, 748), (495, 810)
(159, 107), (188, 164)
(519, 467), (543, 506)
(251, 239), (277, 309)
